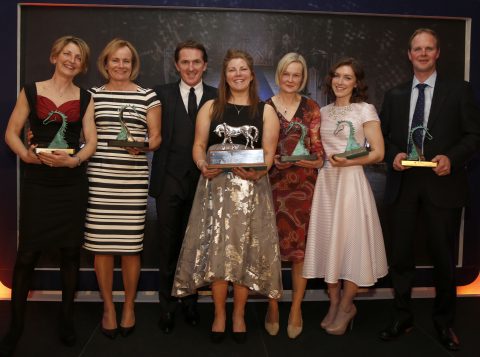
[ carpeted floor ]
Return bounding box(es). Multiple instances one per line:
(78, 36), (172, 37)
(0, 297), (479, 357)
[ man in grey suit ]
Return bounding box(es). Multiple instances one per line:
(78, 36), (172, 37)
(149, 40), (217, 334)
(379, 28), (480, 351)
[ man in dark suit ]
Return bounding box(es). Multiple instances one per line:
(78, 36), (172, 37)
(379, 28), (480, 351)
(149, 40), (217, 334)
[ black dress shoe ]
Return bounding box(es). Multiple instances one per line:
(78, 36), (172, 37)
(119, 324), (136, 337)
(59, 317), (76, 347)
(184, 306), (200, 327)
(0, 330), (21, 357)
(158, 312), (175, 334)
(436, 327), (460, 351)
(379, 320), (413, 341)
(210, 331), (225, 344)
(232, 331), (247, 344)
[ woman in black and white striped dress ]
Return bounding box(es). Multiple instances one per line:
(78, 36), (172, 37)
(83, 39), (161, 339)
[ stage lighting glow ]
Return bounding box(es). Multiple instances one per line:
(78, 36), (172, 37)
(0, 281), (12, 299)
(457, 273), (480, 296)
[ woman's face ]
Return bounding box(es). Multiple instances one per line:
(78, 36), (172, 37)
(331, 65), (357, 101)
(279, 61), (303, 94)
(105, 46), (133, 82)
(225, 58), (253, 93)
(52, 42), (83, 78)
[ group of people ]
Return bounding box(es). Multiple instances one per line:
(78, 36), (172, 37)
(1, 27), (479, 356)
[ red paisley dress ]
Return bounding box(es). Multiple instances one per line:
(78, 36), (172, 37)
(266, 96), (323, 262)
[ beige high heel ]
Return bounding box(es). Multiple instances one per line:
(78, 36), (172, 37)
(325, 304), (356, 335)
(264, 317), (279, 336)
(321, 303), (339, 329)
(287, 313), (303, 339)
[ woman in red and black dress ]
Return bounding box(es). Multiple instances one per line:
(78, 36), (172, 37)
(1, 36), (96, 356)
(264, 52), (323, 339)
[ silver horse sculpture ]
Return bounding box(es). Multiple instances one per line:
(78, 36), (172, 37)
(214, 122), (259, 149)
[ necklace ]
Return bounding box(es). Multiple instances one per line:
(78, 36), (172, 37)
(328, 103), (352, 121)
(276, 95), (299, 118)
(232, 103), (244, 116)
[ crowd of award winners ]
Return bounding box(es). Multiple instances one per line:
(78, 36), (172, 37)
(2, 27), (480, 356)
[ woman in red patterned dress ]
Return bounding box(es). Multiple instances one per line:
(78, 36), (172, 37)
(264, 52), (323, 339)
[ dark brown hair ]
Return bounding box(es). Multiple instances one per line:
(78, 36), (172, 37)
(174, 40), (208, 63)
(324, 57), (368, 103)
(211, 49), (260, 121)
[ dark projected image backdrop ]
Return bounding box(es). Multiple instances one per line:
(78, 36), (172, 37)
(17, 5), (476, 290)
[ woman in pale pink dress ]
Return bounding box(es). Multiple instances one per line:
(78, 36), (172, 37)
(303, 57), (388, 335)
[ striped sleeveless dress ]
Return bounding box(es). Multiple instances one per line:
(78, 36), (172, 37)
(83, 85), (160, 255)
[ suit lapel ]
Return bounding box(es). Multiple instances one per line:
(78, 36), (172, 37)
(427, 78), (448, 131)
(398, 82), (412, 146)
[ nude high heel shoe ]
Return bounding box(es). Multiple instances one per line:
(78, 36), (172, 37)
(321, 303), (339, 329)
(287, 313), (303, 339)
(325, 305), (356, 335)
(264, 316), (279, 336)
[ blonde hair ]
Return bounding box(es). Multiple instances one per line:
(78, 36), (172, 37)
(97, 38), (140, 80)
(49, 35), (90, 74)
(275, 52), (308, 92)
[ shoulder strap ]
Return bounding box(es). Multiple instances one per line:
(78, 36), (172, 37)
(79, 87), (91, 119)
(23, 82), (37, 110)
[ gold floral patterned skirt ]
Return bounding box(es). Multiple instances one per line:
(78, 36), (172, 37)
(172, 171), (283, 299)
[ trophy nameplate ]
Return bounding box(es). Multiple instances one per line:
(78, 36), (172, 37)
(333, 147), (370, 160)
(207, 123), (266, 170)
(36, 110), (75, 154)
(401, 125), (437, 168)
(107, 104), (149, 148)
(279, 121), (317, 163)
(332, 120), (370, 160)
(34, 147), (75, 154)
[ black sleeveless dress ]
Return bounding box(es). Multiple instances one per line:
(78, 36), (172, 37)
(19, 83), (90, 251)
(172, 103), (283, 299)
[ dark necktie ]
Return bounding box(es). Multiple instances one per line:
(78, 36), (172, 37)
(411, 83), (428, 148)
(188, 87), (197, 121)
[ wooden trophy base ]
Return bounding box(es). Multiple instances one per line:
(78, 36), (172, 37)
(333, 147), (370, 160)
(107, 140), (149, 148)
(280, 154), (317, 163)
(34, 147), (75, 154)
(208, 148), (266, 170)
(401, 160), (438, 167)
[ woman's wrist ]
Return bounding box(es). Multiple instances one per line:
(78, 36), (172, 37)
(196, 159), (207, 170)
(72, 155), (82, 168)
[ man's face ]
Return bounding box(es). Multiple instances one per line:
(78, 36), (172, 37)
(408, 32), (440, 76)
(175, 48), (207, 87)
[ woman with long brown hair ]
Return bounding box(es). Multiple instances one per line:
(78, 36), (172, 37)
(172, 49), (282, 343)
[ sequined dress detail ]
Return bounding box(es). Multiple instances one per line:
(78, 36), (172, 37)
(172, 103), (283, 299)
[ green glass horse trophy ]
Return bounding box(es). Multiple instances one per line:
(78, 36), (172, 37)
(207, 122), (266, 170)
(34, 110), (75, 154)
(332, 120), (370, 159)
(280, 121), (317, 162)
(401, 125), (437, 167)
(107, 104), (148, 148)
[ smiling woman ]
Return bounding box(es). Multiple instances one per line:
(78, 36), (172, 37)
(2, 35), (97, 356)
(82, 38), (161, 340)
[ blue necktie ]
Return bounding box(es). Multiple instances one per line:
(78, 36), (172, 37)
(411, 83), (428, 148)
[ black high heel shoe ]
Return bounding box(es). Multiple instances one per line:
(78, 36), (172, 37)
(101, 325), (119, 340)
(119, 324), (135, 337)
(232, 331), (247, 344)
(210, 331), (225, 344)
